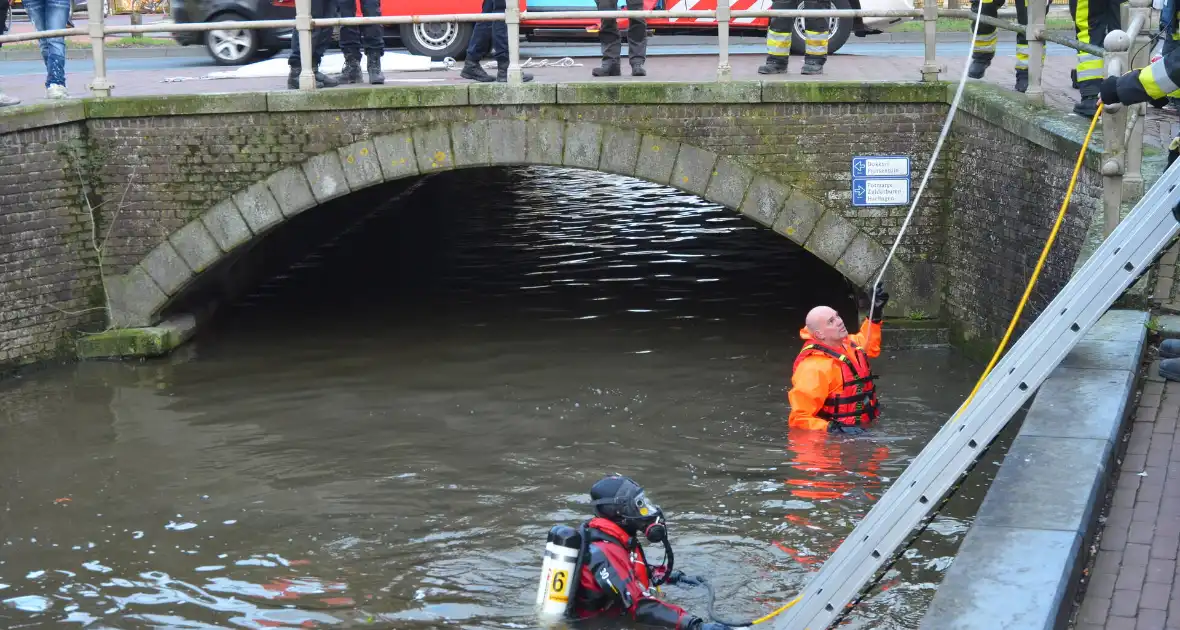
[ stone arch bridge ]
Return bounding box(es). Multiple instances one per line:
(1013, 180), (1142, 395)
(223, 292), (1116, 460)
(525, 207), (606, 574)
(0, 81), (1101, 366)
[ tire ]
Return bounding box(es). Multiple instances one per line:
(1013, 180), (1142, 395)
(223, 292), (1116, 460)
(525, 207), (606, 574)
(205, 12), (259, 66)
(399, 21), (473, 61)
(789, 0), (852, 56)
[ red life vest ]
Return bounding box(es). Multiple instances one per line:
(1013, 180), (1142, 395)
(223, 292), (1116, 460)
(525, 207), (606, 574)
(792, 341), (879, 427)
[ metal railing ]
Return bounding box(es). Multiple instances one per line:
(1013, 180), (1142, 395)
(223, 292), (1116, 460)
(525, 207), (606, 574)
(0, 0), (1151, 230)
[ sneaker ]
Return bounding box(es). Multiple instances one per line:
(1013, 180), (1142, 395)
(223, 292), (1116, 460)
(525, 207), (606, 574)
(0, 92), (19, 107)
(46, 84), (68, 100)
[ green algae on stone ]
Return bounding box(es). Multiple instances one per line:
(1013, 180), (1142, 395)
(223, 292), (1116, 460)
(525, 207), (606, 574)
(267, 85), (469, 112)
(557, 82), (761, 105)
(761, 81), (949, 104)
(86, 93), (267, 118)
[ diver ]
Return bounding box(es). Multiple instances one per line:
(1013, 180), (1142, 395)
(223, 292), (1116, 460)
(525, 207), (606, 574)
(787, 284), (888, 434)
(551, 474), (734, 629)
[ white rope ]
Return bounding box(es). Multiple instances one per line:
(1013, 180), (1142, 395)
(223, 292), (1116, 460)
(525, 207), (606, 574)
(867, 5), (985, 325)
(476, 56), (582, 69)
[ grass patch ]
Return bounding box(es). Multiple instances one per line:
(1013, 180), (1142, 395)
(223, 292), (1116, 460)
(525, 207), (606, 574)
(892, 16), (1076, 31)
(1, 36), (177, 49)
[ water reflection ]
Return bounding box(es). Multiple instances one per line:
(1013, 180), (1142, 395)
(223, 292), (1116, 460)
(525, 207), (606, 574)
(0, 167), (995, 629)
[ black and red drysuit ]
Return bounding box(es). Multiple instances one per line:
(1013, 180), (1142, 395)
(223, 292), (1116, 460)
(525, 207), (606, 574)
(570, 517), (696, 629)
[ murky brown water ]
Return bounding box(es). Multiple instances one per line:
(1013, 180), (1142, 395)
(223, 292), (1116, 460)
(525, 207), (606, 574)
(1, 167), (1008, 629)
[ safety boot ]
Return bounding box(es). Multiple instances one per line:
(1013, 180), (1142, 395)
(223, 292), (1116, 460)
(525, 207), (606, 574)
(630, 58), (646, 77)
(496, 59), (534, 82)
(967, 57), (990, 79)
(800, 56), (824, 75)
(592, 60), (621, 77)
(1073, 94), (1099, 118)
(1014, 68), (1028, 93)
(757, 55), (788, 74)
(338, 54), (362, 84)
(287, 66), (338, 89)
(1071, 68), (1080, 89)
(367, 54), (385, 85)
(460, 59), (495, 82)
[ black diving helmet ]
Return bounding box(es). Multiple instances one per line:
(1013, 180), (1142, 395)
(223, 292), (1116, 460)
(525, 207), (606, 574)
(590, 475), (668, 543)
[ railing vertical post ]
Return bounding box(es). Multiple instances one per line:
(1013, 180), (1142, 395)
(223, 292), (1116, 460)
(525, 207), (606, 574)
(295, 0), (315, 90)
(1026, 0), (1046, 104)
(507, 0), (523, 84)
(1101, 35), (1129, 235)
(1123, 0), (1152, 200)
(86, 0), (112, 97)
(716, 2), (732, 81)
(921, 0), (939, 81)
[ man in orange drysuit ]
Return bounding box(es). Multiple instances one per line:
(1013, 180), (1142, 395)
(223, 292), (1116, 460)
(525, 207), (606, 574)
(788, 285), (888, 434)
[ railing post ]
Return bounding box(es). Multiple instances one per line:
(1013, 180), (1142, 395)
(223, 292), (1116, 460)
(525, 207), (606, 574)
(506, 0), (523, 84)
(1102, 31), (1129, 235)
(86, 0), (112, 97)
(716, 1), (732, 81)
(1025, 0), (1046, 104)
(921, 0), (939, 81)
(1123, 0), (1152, 200)
(295, 0), (315, 90)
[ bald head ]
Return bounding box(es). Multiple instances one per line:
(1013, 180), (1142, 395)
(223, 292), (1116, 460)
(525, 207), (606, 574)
(806, 305), (848, 344)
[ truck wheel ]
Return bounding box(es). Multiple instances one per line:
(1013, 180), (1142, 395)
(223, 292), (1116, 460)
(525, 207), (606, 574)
(399, 21), (473, 60)
(791, 0), (853, 56)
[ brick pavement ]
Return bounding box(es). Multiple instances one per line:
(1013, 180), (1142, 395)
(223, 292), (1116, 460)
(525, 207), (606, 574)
(1071, 366), (1180, 630)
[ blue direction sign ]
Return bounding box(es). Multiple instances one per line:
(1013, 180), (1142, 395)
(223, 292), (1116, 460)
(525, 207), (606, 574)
(852, 156), (911, 207)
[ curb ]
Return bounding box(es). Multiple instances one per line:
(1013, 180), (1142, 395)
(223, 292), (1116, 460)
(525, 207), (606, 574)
(919, 309), (1148, 630)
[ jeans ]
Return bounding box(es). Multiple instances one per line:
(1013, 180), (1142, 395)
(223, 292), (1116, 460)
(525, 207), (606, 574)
(338, 0), (383, 58)
(466, 0), (508, 64)
(23, 0), (69, 88)
(289, 0), (334, 68)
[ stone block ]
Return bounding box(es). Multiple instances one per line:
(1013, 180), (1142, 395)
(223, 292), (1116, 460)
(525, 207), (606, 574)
(836, 231), (888, 286)
(739, 176), (790, 228)
(772, 190), (824, 246)
(557, 82), (762, 104)
(975, 435), (1108, 533)
(489, 119), (528, 165)
(1087, 310), (1148, 341)
(919, 525), (1081, 630)
(801, 211), (858, 267)
(1059, 339), (1142, 372)
(1020, 367), (1135, 444)
(599, 127), (642, 177)
(104, 266), (168, 328)
(267, 85), (468, 112)
(264, 167), (317, 218)
(373, 133), (421, 181)
(670, 145), (717, 197)
(76, 314), (197, 359)
(141, 240), (193, 297)
(85, 93), (267, 118)
(704, 157), (753, 210)
(168, 220), (221, 274)
(634, 136), (679, 185)
(469, 82), (557, 105)
(337, 140), (384, 191)
(413, 124), (455, 173)
(301, 152), (351, 204)
(563, 122), (604, 171)
(200, 198), (253, 253)
(526, 119), (565, 166)
(0, 101), (85, 135)
(232, 182), (284, 235)
(451, 120), (491, 168)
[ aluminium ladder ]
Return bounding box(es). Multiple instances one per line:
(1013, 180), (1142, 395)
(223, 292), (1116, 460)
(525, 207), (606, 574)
(771, 160), (1180, 630)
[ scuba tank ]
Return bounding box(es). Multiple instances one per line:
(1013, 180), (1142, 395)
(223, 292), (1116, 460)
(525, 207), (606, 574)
(534, 523), (587, 623)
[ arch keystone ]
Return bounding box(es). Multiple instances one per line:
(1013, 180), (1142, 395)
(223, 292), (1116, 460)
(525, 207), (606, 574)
(740, 175), (790, 229)
(265, 167), (317, 218)
(374, 133), (420, 181)
(773, 189), (824, 244)
(526, 120), (565, 165)
(489, 119), (527, 165)
(635, 135), (679, 185)
(599, 127), (641, 176)
(802, 210), (858, 267)
(563, 122), (604, 170)
(705, 157), (754, 210)
(338, 140), (383, 189)
(412, 125), (454, 173)
(301, 152), (351, 203)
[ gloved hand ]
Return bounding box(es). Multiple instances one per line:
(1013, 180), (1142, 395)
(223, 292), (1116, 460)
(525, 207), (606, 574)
(1099, 75), (1120, 106)
(667, 570), (703, 586)
(869, 284), (889, 322)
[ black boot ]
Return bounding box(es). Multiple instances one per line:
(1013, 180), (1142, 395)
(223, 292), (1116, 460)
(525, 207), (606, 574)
(801, 56), (824, 75)
(1015, 68), (1028, 93)
(460, 59), (495, 82)
(757, 55), (788, 74)
(288, 66), (338, 89)
(1071, 68), (1080, 89)
(630, 58), (646, 77)
(367, 54), (385, 85)
(592, 59), (621, 77)
(968, 56), (991, 79)
(1073, 94), (1099, 118)
(496, 60), (534, 82)
(338, 54), (362, 83)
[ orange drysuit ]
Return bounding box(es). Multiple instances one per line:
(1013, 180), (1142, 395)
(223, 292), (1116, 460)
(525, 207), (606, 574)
(788, 318), (881, 431)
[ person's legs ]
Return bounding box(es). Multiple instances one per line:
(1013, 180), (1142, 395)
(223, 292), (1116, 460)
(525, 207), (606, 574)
(461, 0), (497, 81)
(25, 0), (69, 95)
(287, 0), (338, 89)
(337, 0), (362, 82)
(623, 0), (646, 75)
(758, 0), (793, 74)
(359, 0), (384, 83)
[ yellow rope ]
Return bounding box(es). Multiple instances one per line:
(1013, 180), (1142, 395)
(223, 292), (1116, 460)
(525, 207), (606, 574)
(751, 102), (1105, 627)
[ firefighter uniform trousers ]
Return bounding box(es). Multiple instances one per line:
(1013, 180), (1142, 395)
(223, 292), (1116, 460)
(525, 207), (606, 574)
(1069, 0), (1124, 98)
(970, 0), (1044, 87)
(761, 0), (830, 73)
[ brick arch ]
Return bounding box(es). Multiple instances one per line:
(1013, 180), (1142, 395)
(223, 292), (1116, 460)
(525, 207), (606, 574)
(103, 121), (905, 328)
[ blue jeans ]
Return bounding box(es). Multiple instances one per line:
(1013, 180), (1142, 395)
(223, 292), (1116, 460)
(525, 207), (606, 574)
(466, 0), (507, 64)
(23, 0), (69, 87)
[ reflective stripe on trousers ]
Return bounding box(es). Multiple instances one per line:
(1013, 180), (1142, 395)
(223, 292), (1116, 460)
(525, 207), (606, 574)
(972, 31), (998, 55)
(767, 29), (791, 57)
(805, 30), (828, 56)
(1013, 43), (1045, 70)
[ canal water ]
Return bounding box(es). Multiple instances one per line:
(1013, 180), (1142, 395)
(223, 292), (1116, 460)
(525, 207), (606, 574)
(0, 167), (1007, 629)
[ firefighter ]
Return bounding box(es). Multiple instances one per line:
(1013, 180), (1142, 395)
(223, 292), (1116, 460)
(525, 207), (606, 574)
(966, 0), (1043, 92)
(572, 475), (733, 630)
(1070, 0), (1126, 116)
(787, 285), (887, 433)
(336, 0), (384, 85)
(593, 0), (648, 76)
(1098, 32), (1180, 162)
(758, 0), (830, 75)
